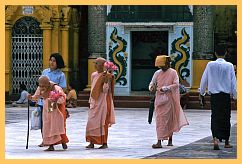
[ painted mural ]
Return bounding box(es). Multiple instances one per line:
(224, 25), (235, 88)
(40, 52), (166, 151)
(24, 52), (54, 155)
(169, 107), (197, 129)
(170, 27), (192, 87)
(108, 27), (128, 86)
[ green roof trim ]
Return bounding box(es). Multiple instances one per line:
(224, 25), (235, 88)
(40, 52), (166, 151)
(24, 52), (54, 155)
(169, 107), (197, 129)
(107, 5), (193, 22)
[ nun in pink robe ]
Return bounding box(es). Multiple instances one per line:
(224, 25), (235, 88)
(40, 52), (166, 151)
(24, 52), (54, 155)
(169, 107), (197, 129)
(29, 75), (69, 151)
(85, 57), (115, 149)
(149, 55), (189, 148)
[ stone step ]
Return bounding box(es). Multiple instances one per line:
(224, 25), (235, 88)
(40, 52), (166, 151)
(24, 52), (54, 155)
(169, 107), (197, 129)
(7, 91), (236, 110)
(189, 95), (210, 101)
(77, 99), (150, 108)
(114, 100), (150, 108)
(187, 101), (236, 110)
(77, 92), (236, 110)
(77, 94), (152, 108)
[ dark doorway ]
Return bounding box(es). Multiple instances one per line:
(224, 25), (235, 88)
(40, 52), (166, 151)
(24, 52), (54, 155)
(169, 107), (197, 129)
(131, 31), (168, 91)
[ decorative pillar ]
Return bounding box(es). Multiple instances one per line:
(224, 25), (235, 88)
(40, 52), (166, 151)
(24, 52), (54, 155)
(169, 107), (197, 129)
(61, 25), (70, 83)
(5, 6), (18, 94)
(72, 26), (80, 87)
(85, 56), (97, 90)
(40, 23), (52, 69)
(85, 5), (107, 90)
(192, 6), (214, 90)
(51, 19), (61, 53)
(5, 25), (13, 93)
(60, 6), (71, 85)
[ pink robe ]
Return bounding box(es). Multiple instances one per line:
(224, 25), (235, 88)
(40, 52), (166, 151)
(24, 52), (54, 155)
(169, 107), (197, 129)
(149, 68), (189, 140)
(32, 83), (68, 145)
(86, 71), (115, 144)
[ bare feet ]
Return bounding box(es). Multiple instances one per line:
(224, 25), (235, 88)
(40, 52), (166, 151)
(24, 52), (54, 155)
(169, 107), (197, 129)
(62, 143), (68, 150)
(38, 142), (44, 147)
(152, 143), (162, 149)
(167, 137), (173, 146)
(44, 145), (55, 151)
(214, 144), (220, 150)
(98, 144), (108, 149)
(86, 143), (94, 149)
(167, 143), (173, 146)
(213, 138), (220, 150)
(224, 144), (233, 148)
(225, 140), (233, 148)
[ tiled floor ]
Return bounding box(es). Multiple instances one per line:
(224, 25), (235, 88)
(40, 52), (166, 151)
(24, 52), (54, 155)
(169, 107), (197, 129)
(5, 107), (237, 159)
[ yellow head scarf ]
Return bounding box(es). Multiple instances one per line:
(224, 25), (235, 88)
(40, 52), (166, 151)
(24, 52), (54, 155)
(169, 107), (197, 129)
(155, 55), (170, 67)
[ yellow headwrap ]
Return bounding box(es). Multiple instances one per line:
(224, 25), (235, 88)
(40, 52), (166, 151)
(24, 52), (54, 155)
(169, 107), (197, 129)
(155, 55), (170, 67)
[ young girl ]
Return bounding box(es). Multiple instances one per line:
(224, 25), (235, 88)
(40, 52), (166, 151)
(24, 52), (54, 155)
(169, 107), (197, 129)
(37, 53), (68, 148)
(42, 53), (66, 89)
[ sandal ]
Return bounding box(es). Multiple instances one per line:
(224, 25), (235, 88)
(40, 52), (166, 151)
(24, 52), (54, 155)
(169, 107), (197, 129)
(44, 146), (55, 151)
(85, 143), (94, 149)
(62, 143), (68, 150)
(152, 144), (162, 149)
(98, 145), (108, 149)
(38, 143), (44, 147)
(224, 144), (233, 148)
(167, 139), (173, 146)
(167, 143), (173, 146)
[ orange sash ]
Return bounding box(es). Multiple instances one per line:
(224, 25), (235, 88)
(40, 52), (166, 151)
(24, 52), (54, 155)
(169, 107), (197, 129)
(91, 72), (114, 100)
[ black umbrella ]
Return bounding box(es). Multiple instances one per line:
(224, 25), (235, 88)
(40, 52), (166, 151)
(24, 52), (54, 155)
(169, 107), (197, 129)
(26, 100), (30, 149)
(148, 96), (155, 124)
(199, 94), (205, 108)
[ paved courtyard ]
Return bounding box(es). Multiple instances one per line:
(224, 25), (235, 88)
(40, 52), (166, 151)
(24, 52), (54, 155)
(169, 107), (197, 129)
(5, 106), (237, 159)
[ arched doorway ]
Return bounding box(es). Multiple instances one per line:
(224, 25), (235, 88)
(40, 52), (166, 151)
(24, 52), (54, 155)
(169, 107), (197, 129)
(11, 16), (43, 94)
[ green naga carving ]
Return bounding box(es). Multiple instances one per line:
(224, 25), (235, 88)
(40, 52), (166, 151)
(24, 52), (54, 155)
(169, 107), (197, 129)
(108, 27), (128, 86)
(170, 28), (191, 86)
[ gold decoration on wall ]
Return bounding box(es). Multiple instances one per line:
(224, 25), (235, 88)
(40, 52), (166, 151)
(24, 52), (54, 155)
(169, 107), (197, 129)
(61, 6), (72, 25)
(5, 6), (18, 24)
(35, 6), (53, 24)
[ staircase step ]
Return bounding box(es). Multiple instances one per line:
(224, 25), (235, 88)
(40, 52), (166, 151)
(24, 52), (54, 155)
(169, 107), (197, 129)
(76, 91), (236, 110)
(77, 99), (151, 108)
(77, 100), (89, 107)
(114, 100), (150, 108)
(186, 101), (236, 110)
(188, 95), (210, 101)
(186, 101), (210, 110)
(114, 96), (152, 101)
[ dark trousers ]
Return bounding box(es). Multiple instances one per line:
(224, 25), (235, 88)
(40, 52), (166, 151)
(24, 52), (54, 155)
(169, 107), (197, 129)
(210, 92), (231, 141)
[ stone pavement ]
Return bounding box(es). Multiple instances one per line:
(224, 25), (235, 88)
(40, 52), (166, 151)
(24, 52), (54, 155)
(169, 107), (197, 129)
(5, 106), (237, 159)
(145, 124), (237, 159)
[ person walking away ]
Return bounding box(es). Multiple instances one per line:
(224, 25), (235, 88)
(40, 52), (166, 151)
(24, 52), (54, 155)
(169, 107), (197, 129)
(199, 44), (237, 150)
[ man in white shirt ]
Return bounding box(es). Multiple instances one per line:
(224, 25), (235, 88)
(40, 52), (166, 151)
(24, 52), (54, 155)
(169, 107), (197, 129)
(200, 44), (237, 150)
